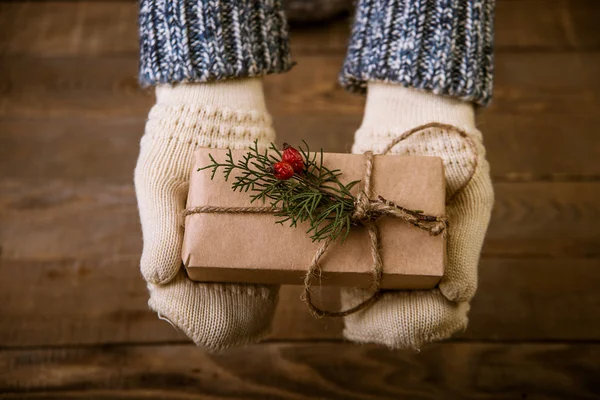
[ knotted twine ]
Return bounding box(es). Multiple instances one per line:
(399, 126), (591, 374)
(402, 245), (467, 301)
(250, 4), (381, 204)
(182, 122), (474, 318)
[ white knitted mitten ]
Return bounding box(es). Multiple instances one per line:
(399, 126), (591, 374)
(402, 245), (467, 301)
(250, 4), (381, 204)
(134, 79), (279, 351)
(342, 83), (494, 349)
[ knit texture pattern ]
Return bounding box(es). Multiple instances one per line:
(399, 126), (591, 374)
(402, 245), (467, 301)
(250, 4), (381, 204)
(343, 83), (494, 349)
(148, 271), (278, 351)
(340, 0), (495, 106)
(134, 79), (279, 351)
(139, 0), (294, 86)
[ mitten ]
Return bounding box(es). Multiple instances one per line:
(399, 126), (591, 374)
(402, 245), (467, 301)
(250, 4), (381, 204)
(341, 83), (494, 349)
(134, 79), (279, 351)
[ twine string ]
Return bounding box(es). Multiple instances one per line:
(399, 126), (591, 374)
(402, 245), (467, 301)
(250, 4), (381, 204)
(300, 151), (447, 317)
(182, 122), (470, 318)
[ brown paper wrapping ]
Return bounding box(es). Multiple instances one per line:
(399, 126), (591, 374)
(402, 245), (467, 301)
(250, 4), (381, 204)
(183, 149), (446, 290)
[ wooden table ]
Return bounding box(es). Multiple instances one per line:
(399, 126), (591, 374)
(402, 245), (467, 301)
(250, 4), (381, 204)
(1, 1), (599, 398)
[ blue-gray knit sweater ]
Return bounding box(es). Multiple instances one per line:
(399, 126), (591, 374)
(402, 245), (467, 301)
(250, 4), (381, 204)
(139, 0), (494, 105)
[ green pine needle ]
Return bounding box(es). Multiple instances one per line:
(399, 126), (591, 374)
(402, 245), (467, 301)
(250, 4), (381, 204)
(198, 140), (358, 243)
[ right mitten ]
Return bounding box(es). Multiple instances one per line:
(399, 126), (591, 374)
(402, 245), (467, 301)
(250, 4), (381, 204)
(341, 83), (494, 349)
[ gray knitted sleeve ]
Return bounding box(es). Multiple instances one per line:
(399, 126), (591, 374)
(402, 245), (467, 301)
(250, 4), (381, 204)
(340, 0), (495, 106)
(138, 0), (494, 105)
(138, 0), (294, 86)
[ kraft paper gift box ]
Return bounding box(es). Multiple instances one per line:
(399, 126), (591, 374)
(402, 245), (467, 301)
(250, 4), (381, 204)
(182, 148), (446, 289)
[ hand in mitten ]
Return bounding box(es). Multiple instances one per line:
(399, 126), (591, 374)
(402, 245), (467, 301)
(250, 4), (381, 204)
(341, 83), (494, 349)
(134, 79), (279, 351)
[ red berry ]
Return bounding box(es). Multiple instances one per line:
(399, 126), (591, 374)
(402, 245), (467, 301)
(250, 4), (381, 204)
(272, 161), (295, 180)
(282, 143), (305, 173)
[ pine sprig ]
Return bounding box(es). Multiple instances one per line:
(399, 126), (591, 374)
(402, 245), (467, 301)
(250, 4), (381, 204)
(198, 141), (360, 243)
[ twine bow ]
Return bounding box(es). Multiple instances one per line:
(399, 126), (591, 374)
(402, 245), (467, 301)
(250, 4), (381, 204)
(301, 150), (448, 317)
(182, 122), (476, 318)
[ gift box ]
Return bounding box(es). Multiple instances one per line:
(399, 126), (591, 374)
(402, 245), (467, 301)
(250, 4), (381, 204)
(182, 148), (446, 290)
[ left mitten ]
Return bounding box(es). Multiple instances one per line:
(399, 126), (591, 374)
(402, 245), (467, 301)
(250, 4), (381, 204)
(134, 79), (279, 351)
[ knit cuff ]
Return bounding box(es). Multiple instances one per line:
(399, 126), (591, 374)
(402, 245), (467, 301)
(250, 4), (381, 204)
(360, 83), (475, 132)
(139, 0), (294, 86)
(340, 0), (494, 106)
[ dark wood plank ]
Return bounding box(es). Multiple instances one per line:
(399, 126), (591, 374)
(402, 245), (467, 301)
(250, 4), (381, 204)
(0, 258), (188, 347)
(0, 118), (355, 186)
(0, 258), (341, 346)
(3, 113), (600, 184)
(495, 0), (600, 51)
(0, 1), (352, 57)
(1, 181), (599, 261)
(485, 182), (600, 258)
(276, 113), (600, 181)
(2, 342), (600, 399)
(470, 258), (600, 341)
(3, 52), (600, 119)
(0, 119), (141, 185)
(0, 2), (140, 57)
(0, 57), (154, 119)
(2, 54), (599, 180)
(1, 0), (599, 57)
(0, 182), (141, 261)
(1, 238), (599, 346)
(1, 175), (597, 346)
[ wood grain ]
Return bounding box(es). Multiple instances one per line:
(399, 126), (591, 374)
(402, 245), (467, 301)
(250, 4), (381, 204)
(1, 218), (599, 347)
(2, 52), (599, 180)
(0, 119), (141, 184)
(1, 1), (599, 396)
(2, 342), (600, 399)
(1, 181), (599, 261)
(276, 113), (600, 181)
(3, 52), (599, 119)
(3, 114), (598, 185)
(1, 0), (599, 57)
(1, 177), (597, 346)
(5, 113), (599, 184)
